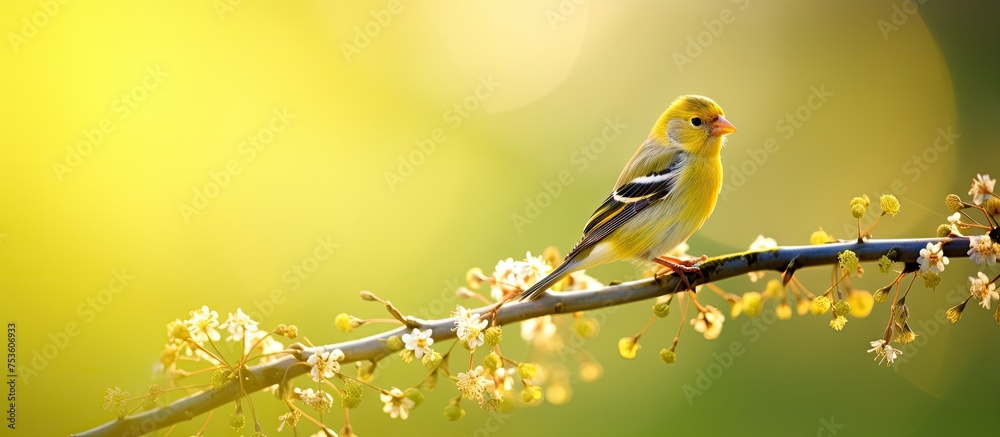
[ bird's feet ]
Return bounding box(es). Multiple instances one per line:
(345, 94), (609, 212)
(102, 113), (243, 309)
(653, 255), (707, 291)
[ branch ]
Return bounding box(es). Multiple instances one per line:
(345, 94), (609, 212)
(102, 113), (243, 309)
(72, 237), (970, 437)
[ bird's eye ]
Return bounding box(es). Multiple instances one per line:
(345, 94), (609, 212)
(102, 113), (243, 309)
(690, 117), (702, 127)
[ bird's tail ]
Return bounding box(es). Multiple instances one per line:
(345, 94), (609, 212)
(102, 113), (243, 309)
(518, 258), (581, 301)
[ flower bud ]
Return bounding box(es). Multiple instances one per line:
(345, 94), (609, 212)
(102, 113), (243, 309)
(741, 292), (763, 317)
(386, 335), (404, 351)
(945, 194), (963, 212)
(485, 326), (503, 346)
(617, 336), (639, 360)
(652, 301), (671, 318)
(443, 403), (466, 421)
(659, 348), (676, 364)
(403, 388), (424, 408)
(517, 362), (538, 380)
(873, 285), (891, 303)
(833, 300), (851, 317)
(466, 267), (486, 289)
(520, 385), (543, 403)
(986, 198), (1000, 216)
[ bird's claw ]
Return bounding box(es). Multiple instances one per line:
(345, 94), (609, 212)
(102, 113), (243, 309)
(653, 255), (707, 291)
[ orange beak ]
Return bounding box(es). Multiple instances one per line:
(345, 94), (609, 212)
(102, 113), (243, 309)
(711, 115), (737, 136)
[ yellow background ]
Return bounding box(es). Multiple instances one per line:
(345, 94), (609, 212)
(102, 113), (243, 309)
(2, 0), (999, 435)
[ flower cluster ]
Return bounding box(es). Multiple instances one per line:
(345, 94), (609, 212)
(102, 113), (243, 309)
(939, 174), (1000, 325)
(848, 194), (902, 243)
(473, 251), (555, 301)
(89, 174), (1000, 434)
(452, 306), (488, 350)
(690, 305), (726, 340)
(862, 176), (1000, 367)
(161, 306), (286, 375)
(616, 233), (882, 371)
(103, 306), (301, 432)
(458, 247), (605, 406)
(738, 235), (873, 331)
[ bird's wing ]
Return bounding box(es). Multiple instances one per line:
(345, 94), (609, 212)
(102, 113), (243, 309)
(565, 151), (687, 260)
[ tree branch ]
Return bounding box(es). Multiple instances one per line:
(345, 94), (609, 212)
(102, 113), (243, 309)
(72, 237), (971, 437)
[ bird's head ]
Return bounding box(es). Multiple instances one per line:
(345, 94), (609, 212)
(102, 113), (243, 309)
(651, 95), (736, 156)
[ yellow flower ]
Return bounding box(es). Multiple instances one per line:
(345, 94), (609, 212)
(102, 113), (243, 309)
(741, 292), (763, 317)
(810, 228), (835, 245)
(810, 296), (832, 315)
(838, 250), (860, 275)
(618, 336), (639, 359)
(335, 313), (363, 333)
(776, 301), (793, 320)
(796, 297), (811, 315)
(847, 290), (874, 318)
(763, 279), (785, 299)
(879, 194), (900, 216)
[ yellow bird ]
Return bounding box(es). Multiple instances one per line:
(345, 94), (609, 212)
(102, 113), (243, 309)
(519, 95), (736, 300)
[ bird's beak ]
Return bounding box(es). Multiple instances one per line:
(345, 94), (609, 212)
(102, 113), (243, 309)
(711, 115), (737, 136)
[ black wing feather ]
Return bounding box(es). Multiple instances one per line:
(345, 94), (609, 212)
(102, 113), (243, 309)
(566, 154), (686, 260)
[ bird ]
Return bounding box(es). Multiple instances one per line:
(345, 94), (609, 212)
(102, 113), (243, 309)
(518, 95), (736, 301)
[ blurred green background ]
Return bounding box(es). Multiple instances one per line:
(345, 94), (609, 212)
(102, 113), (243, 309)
(2, 0), (999, 435)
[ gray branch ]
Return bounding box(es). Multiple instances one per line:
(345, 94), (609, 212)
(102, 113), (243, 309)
(71, 237), (971, 437)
